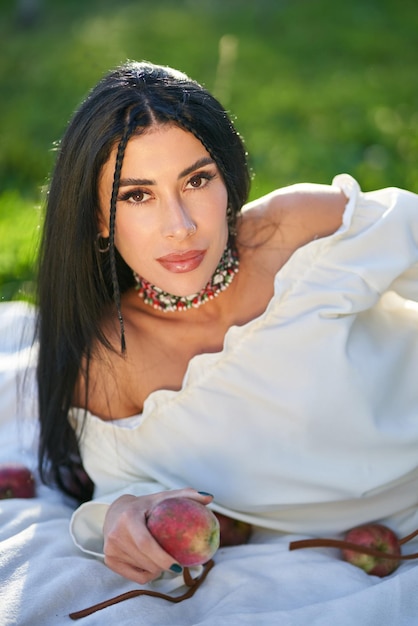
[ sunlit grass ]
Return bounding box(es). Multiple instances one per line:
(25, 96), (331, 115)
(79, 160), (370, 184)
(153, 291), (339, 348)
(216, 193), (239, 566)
(0, 191), (41, 301)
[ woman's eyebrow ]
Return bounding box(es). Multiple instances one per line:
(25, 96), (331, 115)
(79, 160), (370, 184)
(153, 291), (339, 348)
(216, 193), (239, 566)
(178, 157), (215, 179)
(118, 176), (154, 187)
(118, 157), (216, 188)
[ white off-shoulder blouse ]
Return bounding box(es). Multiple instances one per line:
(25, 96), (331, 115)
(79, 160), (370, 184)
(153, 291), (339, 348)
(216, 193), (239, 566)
(69, 174), (418, 558)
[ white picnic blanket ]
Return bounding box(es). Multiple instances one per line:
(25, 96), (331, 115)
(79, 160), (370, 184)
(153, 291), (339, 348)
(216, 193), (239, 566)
(1, 299), (418, 626)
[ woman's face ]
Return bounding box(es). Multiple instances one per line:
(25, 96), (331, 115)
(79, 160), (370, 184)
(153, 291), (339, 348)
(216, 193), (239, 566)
(98, 124), (229, 296)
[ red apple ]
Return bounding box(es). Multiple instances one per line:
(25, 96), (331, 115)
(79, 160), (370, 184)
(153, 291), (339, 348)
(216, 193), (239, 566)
(0, 463), (36, 499)
(215, 512), (252, 547)
(342, 523), (401, 577)
(146, 497), (220, 567)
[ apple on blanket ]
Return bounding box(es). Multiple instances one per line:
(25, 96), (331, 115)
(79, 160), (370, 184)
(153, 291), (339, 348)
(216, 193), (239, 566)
(0, 463), (36, 499)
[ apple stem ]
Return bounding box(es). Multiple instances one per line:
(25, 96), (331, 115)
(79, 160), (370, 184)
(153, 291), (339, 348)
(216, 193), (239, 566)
(289, 537), (418, 561)
(68, 559), (215, 620)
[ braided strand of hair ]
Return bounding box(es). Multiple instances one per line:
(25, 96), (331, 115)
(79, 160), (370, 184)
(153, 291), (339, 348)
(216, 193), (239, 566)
(108, 108), (141, 353)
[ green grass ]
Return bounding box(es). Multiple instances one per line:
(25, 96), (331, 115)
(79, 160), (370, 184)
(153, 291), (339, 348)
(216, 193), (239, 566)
(0, 190), (41, 301)
(1, 0), (418, 300)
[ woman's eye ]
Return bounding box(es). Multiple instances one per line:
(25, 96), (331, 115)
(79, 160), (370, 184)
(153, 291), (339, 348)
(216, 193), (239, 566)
(186, 173), (214, 189)
(118, 189), (150, 203)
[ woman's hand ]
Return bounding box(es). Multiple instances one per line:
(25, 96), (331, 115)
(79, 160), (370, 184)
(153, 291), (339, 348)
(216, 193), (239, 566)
(103, 488), (213, 584)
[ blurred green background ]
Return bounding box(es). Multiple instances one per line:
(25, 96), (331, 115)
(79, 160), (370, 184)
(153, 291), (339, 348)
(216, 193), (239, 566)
(1, 0), (417, 301)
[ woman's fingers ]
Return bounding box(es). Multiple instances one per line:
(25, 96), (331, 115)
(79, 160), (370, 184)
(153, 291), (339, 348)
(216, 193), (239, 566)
(104, 504), (175, 579)
(104, 549), (165, 585)
(152, 487), (214, 507)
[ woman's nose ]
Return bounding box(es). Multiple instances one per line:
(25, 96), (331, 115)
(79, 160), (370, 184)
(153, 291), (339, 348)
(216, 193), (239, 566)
(162, 199), (196, 240)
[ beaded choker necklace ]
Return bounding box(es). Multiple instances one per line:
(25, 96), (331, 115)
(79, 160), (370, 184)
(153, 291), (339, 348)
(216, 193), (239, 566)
(133, 245), (239, 313)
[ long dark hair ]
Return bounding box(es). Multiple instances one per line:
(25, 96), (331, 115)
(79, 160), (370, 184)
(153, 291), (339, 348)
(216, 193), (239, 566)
(36, 61), (250, 501)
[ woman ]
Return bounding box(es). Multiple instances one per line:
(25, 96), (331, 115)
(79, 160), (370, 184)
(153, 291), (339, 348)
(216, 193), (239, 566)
(36, 61), (418, 587)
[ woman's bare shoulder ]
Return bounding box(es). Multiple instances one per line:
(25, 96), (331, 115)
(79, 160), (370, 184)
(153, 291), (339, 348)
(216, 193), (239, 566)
(240, 182), (347, 247)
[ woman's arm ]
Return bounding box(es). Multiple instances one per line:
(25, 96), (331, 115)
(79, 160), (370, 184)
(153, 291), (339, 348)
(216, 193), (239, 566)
(238, 183), (347, 273)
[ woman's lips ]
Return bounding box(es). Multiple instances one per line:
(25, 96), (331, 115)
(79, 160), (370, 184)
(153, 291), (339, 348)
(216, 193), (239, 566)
(156, 250), (206, 273)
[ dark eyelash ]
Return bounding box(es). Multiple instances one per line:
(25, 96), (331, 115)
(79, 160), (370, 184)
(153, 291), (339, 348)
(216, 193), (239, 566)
(190, 172), (216, 183)
(117, 189), (143, 201)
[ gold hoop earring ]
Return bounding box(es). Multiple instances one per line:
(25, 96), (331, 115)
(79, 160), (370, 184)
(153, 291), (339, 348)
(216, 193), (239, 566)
(96, 233), (110, 253)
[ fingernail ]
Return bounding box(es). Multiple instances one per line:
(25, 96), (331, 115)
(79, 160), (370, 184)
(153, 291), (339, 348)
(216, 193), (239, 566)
(198, 491), (214, 497)
(169, 563), (183, 574)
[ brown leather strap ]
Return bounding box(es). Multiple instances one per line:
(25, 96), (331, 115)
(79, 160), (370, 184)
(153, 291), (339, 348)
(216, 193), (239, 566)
(399, 527), (418, 545)
(69, 559), (215, 620)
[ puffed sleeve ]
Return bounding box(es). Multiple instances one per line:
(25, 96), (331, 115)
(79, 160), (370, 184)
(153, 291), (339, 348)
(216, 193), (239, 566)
(331, 174), (418, 303)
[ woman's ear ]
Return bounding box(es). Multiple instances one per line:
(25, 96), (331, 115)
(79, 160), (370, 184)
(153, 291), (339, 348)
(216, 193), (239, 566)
(97, 211), (110, 238)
